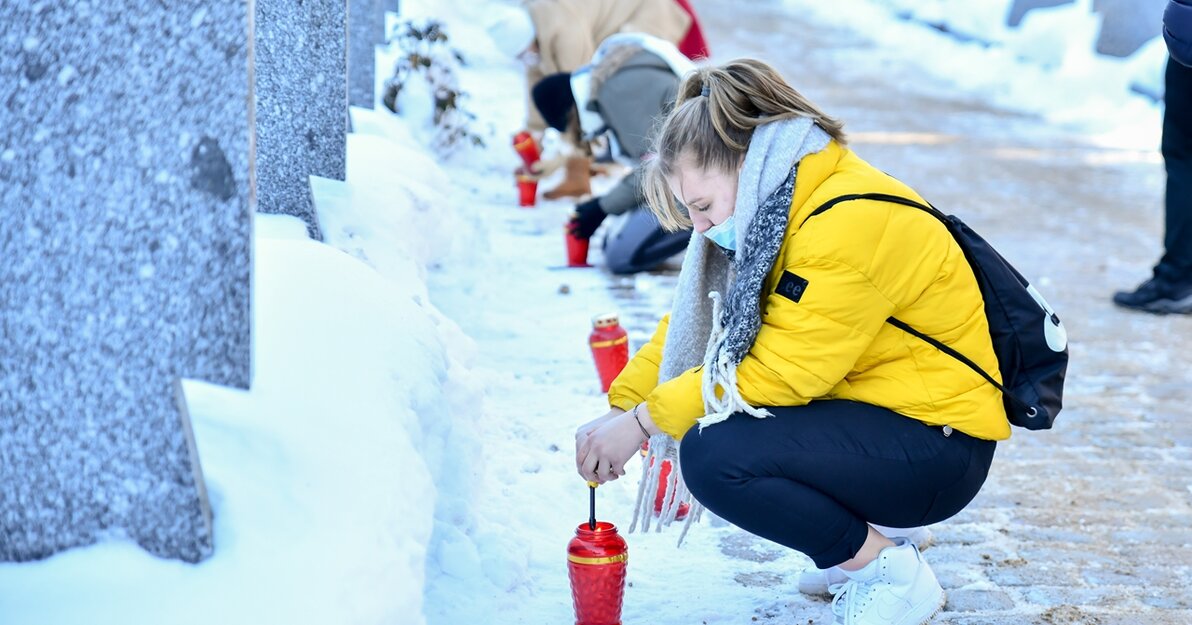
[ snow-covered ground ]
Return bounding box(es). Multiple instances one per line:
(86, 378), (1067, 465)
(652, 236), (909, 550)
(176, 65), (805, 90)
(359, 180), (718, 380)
(799, 0), (1167, 150)
(0, 0), (1174, 623)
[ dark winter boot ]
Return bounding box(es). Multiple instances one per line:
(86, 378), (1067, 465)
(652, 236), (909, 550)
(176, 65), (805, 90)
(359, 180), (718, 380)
(1112, 277), (1192, 314)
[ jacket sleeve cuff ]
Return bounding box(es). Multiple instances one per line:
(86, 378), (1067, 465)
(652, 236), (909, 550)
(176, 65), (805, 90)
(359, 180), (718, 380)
(607, 395), (641, 413)
(606, 315), (669, 409)
(645, 367), (705, 439)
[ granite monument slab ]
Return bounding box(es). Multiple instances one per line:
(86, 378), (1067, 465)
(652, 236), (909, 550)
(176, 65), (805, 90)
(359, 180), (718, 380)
(255, 0), (349, 240)
(349, 0), (385, 109)
(0, 0), (252, 563)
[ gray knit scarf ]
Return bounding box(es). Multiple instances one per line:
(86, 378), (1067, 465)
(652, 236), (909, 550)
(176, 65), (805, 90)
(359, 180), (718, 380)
(630, 118), (831, 541)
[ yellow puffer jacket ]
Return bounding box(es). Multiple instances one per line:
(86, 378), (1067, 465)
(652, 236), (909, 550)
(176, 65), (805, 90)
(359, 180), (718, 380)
(608, 140), (1011, 441)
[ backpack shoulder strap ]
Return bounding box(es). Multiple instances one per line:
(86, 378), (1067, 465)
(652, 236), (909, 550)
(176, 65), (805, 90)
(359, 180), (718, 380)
(804, 192), (1023, 408)
(801, 192), (943, 227)
(886, 317), (1013, 398)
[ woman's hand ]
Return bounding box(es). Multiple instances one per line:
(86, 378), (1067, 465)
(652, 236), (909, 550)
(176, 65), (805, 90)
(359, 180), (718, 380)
(575, 408), (623, 444)
(575, 409), (649, 484)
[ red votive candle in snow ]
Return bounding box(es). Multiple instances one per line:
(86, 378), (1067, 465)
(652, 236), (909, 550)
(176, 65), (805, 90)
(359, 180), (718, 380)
(568, 521), (628, 625)
(589, 313), (629, 393)
(565, 228), (592, 267)
(512, 131), (541, 169)
(516, 169), (538, 207)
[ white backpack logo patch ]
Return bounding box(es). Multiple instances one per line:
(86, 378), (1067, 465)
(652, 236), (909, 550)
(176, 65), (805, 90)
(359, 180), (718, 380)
(1027, 284), (1068, 352)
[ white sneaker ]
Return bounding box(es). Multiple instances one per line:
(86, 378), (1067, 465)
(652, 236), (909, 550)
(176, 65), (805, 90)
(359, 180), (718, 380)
(797, 564), (849, 597)
(797, 526), (934, 597)
(829, 538), (945, 625)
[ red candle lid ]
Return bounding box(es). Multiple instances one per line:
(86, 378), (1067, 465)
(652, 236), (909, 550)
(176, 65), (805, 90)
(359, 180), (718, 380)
(569, 521), (627, 563)
(592, 313), (619, 328)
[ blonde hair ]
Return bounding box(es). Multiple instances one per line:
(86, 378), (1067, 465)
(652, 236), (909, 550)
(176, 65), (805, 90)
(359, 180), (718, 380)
(642, 59), (847, 231)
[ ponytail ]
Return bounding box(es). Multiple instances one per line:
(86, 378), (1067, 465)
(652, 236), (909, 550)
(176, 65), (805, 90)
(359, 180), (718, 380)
(642, 58), (846, 231)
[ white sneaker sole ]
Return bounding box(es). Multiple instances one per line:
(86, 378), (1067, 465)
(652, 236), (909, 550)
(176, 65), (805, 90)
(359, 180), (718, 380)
(892, 588), (946, 625)
(796, 577), (834, 598)
(902, 528), (935, 551)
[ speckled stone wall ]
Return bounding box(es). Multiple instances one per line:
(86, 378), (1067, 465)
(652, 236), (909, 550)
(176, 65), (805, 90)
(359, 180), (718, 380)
(255, 0), (347, 240)
(0, 1), (252, 563)
(349, 0), (384, 109)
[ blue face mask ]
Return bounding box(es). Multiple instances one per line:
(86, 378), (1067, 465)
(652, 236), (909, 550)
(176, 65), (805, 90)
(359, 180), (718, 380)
(702, 214), (737, 251)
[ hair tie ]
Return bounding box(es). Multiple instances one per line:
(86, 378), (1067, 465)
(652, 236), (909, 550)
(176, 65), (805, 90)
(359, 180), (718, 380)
(700, 84), (710, 97)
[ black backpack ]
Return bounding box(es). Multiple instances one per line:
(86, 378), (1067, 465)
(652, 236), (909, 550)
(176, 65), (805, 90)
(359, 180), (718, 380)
(805, 193), (1069, 430)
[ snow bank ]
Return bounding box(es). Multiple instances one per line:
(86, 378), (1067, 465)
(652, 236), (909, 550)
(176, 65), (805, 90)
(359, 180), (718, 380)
(796, 0), (1167, 148)
(321, 104), (535, 624)
(0, 217), (467, 624)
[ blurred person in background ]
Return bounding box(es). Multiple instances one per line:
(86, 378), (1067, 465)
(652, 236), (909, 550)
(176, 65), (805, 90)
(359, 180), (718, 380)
(486, 0), (707, 199)
(1113, 0), (1192, 314)
(531, 35), (695, 275)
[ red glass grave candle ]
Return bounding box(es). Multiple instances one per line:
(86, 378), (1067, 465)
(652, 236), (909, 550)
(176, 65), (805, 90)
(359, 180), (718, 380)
(568, 521), (628, 625)
(589, 313), (628, 393)
(512, 131), (541, 169)
(566, 229), (592, 267)
(516, 171), (538, 207)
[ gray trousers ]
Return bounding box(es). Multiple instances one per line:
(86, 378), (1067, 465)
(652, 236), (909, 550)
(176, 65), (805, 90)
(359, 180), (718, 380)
(601, 206), (692, 275)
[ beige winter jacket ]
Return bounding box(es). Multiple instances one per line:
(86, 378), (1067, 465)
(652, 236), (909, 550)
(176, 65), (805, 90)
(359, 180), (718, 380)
(522, 0), (691, 131)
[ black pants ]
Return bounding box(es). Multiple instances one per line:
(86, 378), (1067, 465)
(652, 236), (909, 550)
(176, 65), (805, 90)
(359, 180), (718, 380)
(1158, 57), (1192, 284)
(602, 206), (691, 275)
(680, 401), (996, 569)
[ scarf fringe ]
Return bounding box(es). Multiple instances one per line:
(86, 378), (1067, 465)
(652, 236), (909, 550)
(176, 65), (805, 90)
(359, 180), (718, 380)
(698, 292), (772, 430)
(627, 434), (705, 546)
